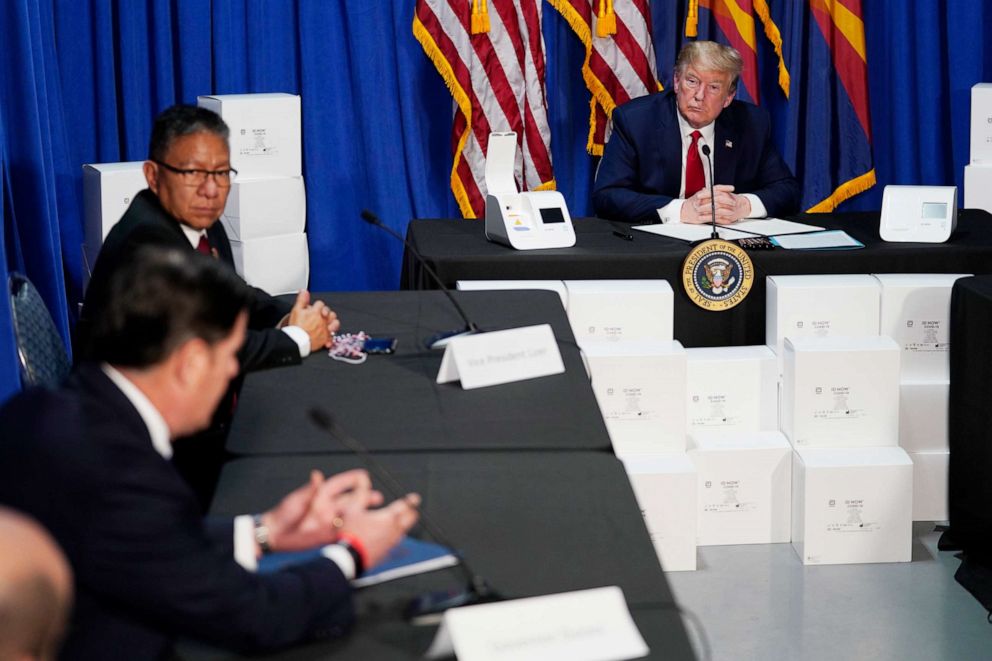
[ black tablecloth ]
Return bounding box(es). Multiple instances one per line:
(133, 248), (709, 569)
(402, 211), (992, 347)
(948, 275), (992, 561)
(227, 290), (611, 455)
(185, 451), (696, 660)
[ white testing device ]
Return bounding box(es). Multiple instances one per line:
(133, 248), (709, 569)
(879, 185), (958, 243)
(484, 132), (576, 250)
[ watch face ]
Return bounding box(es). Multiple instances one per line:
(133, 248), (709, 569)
(682, 239), (754, 311)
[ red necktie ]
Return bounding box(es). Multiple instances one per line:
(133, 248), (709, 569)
(684, 130), (705, 199)
(196, 235), (212, 256)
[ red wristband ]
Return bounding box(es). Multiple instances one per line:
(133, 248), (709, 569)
(338, 532), (370, 573)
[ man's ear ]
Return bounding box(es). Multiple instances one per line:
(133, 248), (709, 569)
(723, 87), (737, 109)
(143, 160), (159, 194)
(171, 338), (209, 389)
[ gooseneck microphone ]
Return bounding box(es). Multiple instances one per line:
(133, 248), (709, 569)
(308, 408), (503, 622)
(360, 210), (480, 349)
(700, 144), (718, 240)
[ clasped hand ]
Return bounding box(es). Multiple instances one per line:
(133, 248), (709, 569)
(282, 290), (342, 351)
(681, 184), (751, 225)
(257, 469), (420, 569)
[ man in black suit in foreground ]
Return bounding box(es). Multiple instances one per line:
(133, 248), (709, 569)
(0, 248), (419, 659)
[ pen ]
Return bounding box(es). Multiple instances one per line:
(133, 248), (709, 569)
(613, 229), (634, 241)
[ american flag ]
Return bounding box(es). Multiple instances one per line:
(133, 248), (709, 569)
(413, 0), (556, 219)
(549, 0), (661, 155)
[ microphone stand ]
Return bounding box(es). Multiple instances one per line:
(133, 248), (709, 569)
(360, 210), (480, 349)
(308, 408), (503, 623)
(701, 144), (718, 239)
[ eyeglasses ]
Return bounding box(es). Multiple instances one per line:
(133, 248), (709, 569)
(152, 160), (238, 187)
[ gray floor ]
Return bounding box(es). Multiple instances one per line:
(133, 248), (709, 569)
(665, 522), (992, 661)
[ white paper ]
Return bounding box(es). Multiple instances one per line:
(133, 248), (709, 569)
(425, 586), (649, 661)
(633, 217), (823, 243)
(436, 324), (565, 389)
(771, 230), (863, 249)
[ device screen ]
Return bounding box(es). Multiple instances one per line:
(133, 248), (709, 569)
(921, 202), (947, 220)
(363, 337), (397, 354)
(539, 207), (565, 224)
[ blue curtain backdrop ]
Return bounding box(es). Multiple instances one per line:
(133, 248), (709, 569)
(1, 0), (990, 400)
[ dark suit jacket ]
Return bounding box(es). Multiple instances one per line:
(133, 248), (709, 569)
(79, 189), (299, 372)
(592, 91), (801, 224)
(0, 364), (354, 660)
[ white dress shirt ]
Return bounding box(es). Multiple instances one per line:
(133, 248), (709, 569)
(656, 111), (767, 224)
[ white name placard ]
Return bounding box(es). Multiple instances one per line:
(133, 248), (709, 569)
(425, 586), (649, 661)
(436, 324), (565, 390)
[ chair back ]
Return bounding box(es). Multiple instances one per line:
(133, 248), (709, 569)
(8, 273), (70, 388)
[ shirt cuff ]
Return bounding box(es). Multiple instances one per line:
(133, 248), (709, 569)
(321, 544), (357, 580)
(742, 194), (767, 219)
(657, 198), (684, 224)
(233, 514), (258, 572)
(281, 326), (311, 358)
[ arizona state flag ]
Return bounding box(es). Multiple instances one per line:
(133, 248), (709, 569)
(684, 0), (789, 104)
(770, 0), (875, 211)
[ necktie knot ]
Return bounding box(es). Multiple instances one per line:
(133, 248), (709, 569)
(196, 235), (212, 256)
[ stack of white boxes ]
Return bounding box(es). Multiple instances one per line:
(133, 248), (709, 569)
(685, 347), (790, 547)
(769, 275), (913, 565)
(198, 93), (308, 295)
(964, 83), (992, 213)
(81, 162), (148, 291)
(876, 273), (968, 521)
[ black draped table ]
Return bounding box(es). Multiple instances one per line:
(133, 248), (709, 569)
(402, 210), (992, 347)
(227, 289), (610, 456)
(181, 453), (696, 660)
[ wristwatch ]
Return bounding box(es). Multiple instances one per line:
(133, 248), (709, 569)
(252, 514), (272, 554)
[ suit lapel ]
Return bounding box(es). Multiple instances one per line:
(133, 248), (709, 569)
(659, 93), (683, 197)
(714, 106), (739, 187)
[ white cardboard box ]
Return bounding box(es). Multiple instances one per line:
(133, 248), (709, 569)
(899, 381), (949, 453)
(782, 336), (900, 448)
(622, 454), (697, 571)
(792, 446), (913, 565)
(82, 162), (148, 249)
(964, 164), (992, 213)
(564, 280), (673, 343)
(197, 93), (302, 178)
(970, 83), (992, 164)
(688, 431), (791, 546)
(220, 176), (306, 240)
(686, 346), (777, 433)
(874, 273), (968, 382)
(910, 451), (949, 522)
(765, 274), (880, 371)
(583, 340), (686, 456)
(230, 232), (309, 295)
(456, 280), (567, 308)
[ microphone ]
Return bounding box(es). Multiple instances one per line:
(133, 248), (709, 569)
(700, 144), (718, 240)
(308, 408), (503, 622)
(360, 210), (480, 349)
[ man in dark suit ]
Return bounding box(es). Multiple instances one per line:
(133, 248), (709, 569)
(78, 105), (342, 505)
(79, 104), (338, 373)
(0, 248), (420, 659)
(593, 41), (801, 225)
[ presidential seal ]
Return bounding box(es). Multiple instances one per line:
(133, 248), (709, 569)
(682, 239), (754, 311)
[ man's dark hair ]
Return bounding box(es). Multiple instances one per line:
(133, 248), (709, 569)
(148, 104), (230, 162)
(86, 247), (251, 368)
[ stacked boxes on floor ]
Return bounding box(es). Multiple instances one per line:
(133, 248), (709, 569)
(964, 84), (992, 212)
(197, 93), (308, 295)
(81, 162), (148, 291)
(561, 280), (698, 571)
(876, 273), (969, 521)
(770, 275), (913, 565)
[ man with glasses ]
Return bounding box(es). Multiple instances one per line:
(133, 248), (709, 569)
(593, 41), (800, 225)
(78, 105), (339, 504)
